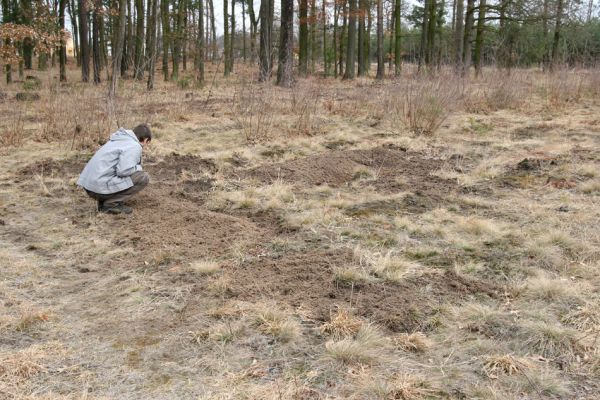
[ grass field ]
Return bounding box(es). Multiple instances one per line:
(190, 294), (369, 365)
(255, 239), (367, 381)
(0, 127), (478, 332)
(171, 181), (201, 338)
(1, 64), (599, 399)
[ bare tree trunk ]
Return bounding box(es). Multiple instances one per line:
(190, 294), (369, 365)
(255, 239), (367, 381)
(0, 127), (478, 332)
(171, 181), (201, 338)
(333, 0), (338, 77)
(277, 0), (294, 86)
(299, 0), (309, 76)
(78, 0), (90, 81)
(172, 0), (185, 79)
(183, 0), (188, 71)
(259, 0), (272, 81)
(161, 0), (171, 80)
(339, 0), (347, 77)
(376, 0), (383, 79)
(323, 0), (329, 75)
(134, 0), (145, 79)
(93, 0), (102, 83)
(454, 0), (464, 72)
(473, 0), (486, 76)
(542, 0), (549, 69)
(551, 0), (564, 70)
(357, 0), (365, 76)
(366, 0), (372, 72)
(230, 0), (235, 72)
(59, 0), (67, 81)
(209, 0), (217, 61)
(310, 0), (317, 72)
(147, 0), (158, 89)
(248, 0), (258, 61)
(224, 0), (230, 75)
(109, 0), (127, 98)
(462, 0), (475, 75)
(394, 0), (401, 75)
(418, 0), (429, 72)
(121, 0), (133, 76)
(68, 0), (80, 65)
(426, 0), (436, 67)
(242, 0), (247, 62)
(343, 0), (356, 79)
(196, 0), (205, 83)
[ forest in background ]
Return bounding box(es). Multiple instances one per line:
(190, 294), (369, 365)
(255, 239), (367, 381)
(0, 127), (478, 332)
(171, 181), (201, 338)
(1, 0), (600, 91)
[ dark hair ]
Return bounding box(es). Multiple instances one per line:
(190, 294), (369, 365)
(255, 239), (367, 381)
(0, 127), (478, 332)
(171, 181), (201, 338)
(133, 124), (152, 142)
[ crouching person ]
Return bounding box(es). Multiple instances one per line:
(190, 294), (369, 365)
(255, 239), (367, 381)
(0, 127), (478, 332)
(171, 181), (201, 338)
(77, 124), (152, 214)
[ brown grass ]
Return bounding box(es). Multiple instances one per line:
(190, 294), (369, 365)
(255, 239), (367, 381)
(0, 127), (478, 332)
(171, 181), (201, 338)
(1, 64), (600, 398)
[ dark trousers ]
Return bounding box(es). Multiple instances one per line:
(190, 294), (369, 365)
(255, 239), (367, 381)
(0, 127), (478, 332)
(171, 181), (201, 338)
(85, 172), (149, 206)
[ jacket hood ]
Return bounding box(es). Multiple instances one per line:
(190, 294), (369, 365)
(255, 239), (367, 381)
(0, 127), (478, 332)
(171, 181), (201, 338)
(109, 128), (140, 144)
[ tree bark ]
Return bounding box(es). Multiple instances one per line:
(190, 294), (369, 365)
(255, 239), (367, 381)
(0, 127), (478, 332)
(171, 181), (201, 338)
(67, 0), (80, 65)
(299, 0), (309, 76)
(462, 0), (475, 75)
(109, 0), (127, 98)
(224, 0), (230, 75)
(193, 0), (205, 83)
(357, 0), (365, 76)
(473, 0), (486, 76)
(376, 0), (383, 79)
(161, 0), (170, 80)
(78, 0), (90, 81)
(92, 0), (102, 83)
(323, 0), (329, 75)
(454, 0), (464, 71)
(248, 0), (258, 61)
(55, 0), (66, 81)
(209, 0), (217, 60)
(343, 0), (356, 79)
(230, 0), (235, 72)
(134, 0), (145, 79)
(259, 0), (272, 81)
(147, 0), (158, 89)
(242, 0), (247, 61)
(277, 0), (294, 86)
(394, 0), (401, 75)
(172, 0), (185, 80)
(551, 0), (563, 70)
(333, 0), (338, 77)
(418, 0), (429, 71)
(310, 0), (317, 72)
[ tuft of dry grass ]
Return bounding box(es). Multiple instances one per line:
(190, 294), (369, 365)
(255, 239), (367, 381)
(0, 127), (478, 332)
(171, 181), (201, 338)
(325, 324), (386, 364)
(521, 276), (578, 303)
(482, 354), (534, 379)
(254, 308), (300, 343)
(520, 319), (588, 361)
(320, 307), (364, 340)
(392, 332), (431, 353)
(188, 260), (221, 275)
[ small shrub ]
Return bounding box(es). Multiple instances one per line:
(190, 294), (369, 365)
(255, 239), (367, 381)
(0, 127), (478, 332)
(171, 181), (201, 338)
(393, 78), (458, 135)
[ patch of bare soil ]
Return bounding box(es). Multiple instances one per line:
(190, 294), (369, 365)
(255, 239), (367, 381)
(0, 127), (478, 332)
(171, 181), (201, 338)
(226, 249), (498, 333)
(247, 145), (456, 192)
(497, 155), (575, 189)
(16, 155), (89, 178)
(116, 188), (267, 263)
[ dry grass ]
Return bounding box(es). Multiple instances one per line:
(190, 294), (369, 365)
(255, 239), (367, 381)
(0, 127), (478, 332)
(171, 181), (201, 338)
(2, 64), (600, 398)
(320, 307), (364, 340)
(482, 354), (534, 379)
(392, 332), (431, 353)
(325, 324), (387, 364)
(254, 307), (300, 343)
(188, 259), (221, 275)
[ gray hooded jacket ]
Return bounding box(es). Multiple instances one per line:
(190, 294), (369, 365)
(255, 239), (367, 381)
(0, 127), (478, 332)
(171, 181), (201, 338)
(77, 128), (143, 194)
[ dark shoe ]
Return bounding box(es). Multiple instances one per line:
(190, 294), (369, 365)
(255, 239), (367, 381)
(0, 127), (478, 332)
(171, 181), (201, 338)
(97, 200), (104, 211)
(100, 203), (133, 215)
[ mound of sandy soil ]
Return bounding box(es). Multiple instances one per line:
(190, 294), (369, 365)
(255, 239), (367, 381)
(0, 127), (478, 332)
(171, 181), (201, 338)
(246, 145), (458, 196)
